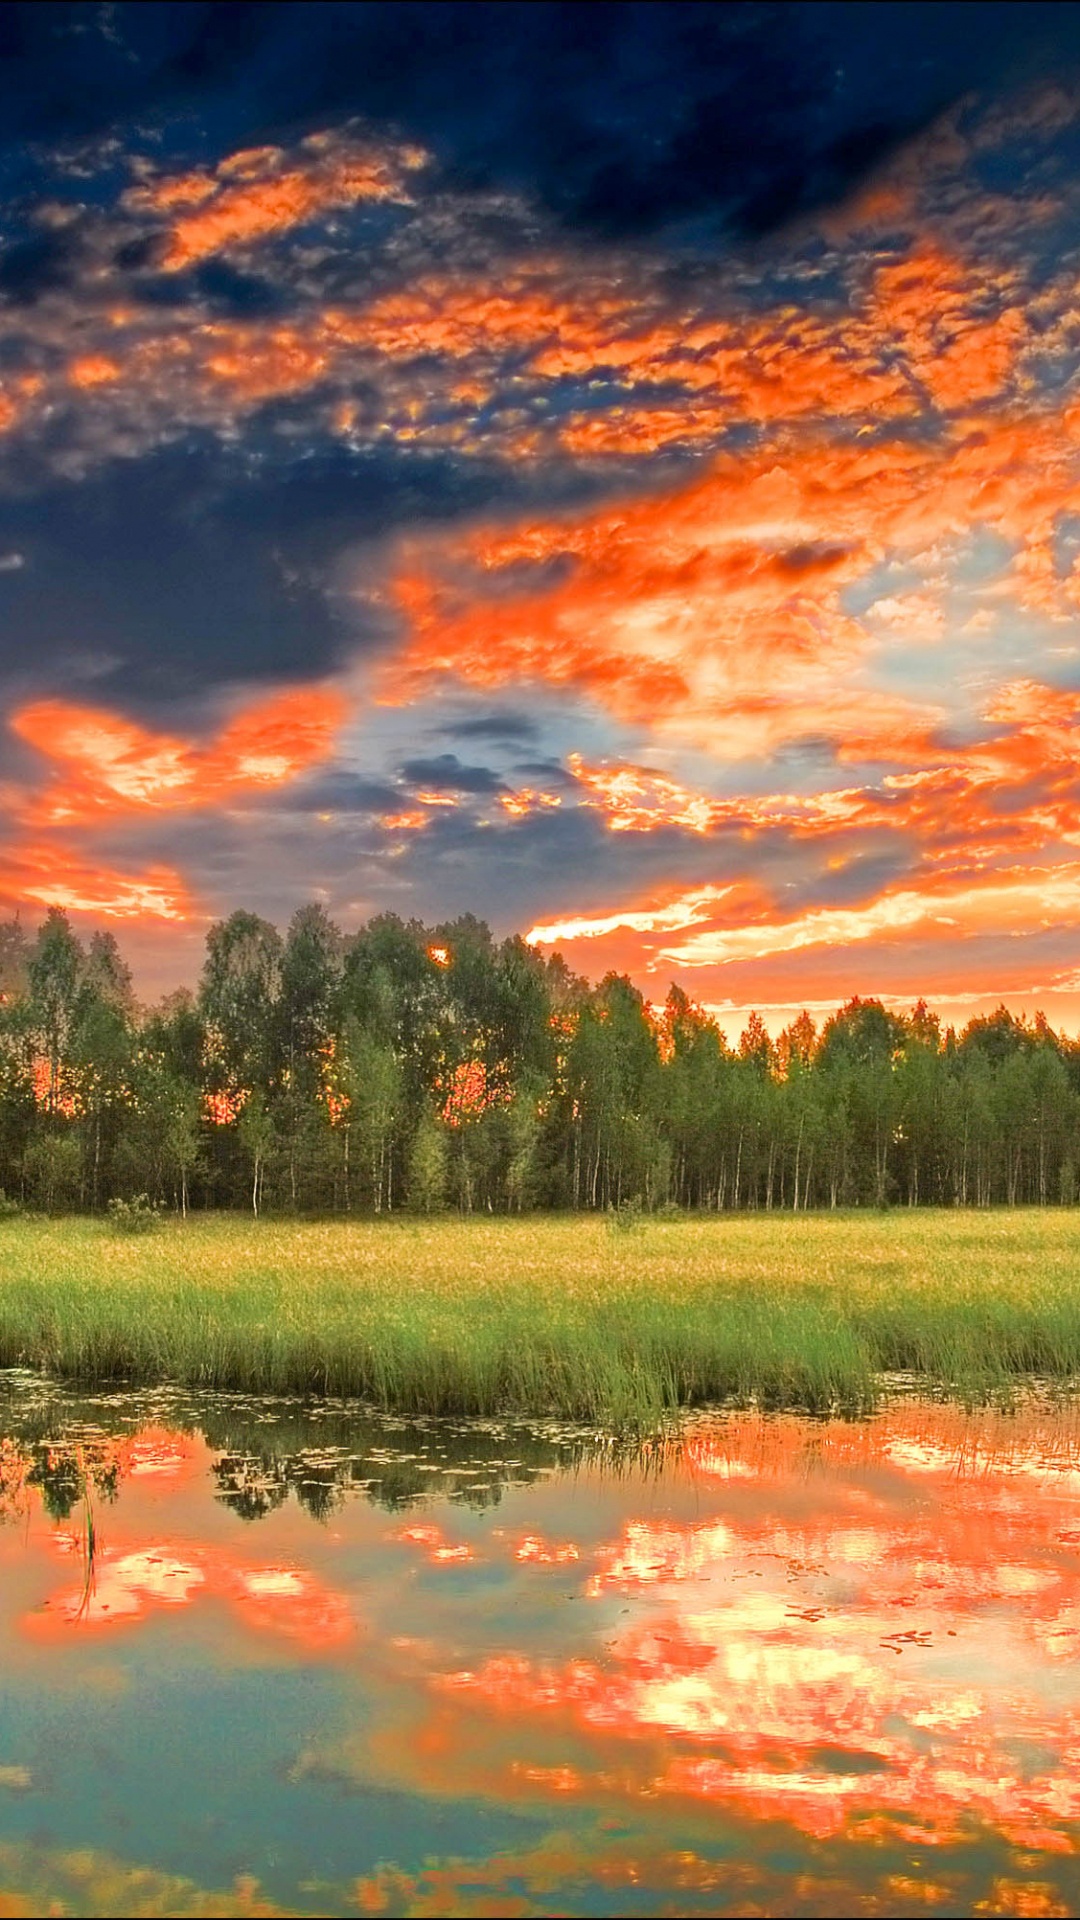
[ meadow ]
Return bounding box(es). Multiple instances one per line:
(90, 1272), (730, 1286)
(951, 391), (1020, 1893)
(1, 1209), (1079, 1425)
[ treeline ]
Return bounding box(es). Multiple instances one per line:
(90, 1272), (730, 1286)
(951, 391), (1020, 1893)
(0, 903), (1078, 1215)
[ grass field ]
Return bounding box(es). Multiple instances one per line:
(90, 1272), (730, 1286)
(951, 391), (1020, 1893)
(0, 1213), (1068, 1428)
(1, 1208), (1079, 1424)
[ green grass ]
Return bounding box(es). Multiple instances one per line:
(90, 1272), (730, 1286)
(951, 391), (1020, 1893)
(0, 1210), (1078, 1425)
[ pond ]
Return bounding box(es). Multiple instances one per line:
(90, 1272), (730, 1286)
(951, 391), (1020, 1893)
(1, 1374), (1080, 1917)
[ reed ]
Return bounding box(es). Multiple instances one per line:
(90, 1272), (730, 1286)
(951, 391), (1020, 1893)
(0, 1210), (1076, 1423)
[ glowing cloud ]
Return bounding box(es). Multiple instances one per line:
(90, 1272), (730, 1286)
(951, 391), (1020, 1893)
(0, 844), (192, 921)
(526, 885), (739, 947)
(11, 687), (348, 825)
(661, 865), (1080, 969)
(0, 76), (1078, 1001)
(127, 134), (426, 271)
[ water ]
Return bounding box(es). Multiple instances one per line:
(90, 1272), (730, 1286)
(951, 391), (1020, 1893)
(2, 1376), (1080, 1916)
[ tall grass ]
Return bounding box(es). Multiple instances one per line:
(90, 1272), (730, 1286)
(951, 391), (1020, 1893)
(0, 1211), (1077, 1424)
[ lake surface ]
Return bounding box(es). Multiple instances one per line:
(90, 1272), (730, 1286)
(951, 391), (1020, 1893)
(2, 1378), (1080, 1917)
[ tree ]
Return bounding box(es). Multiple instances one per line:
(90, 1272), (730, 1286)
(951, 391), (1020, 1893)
(239, 1095), (274, 1217)
(408, 1106), (448, 1213)
(818, 1000), (906, 1206)
(565, 975), (661, 1209)
(71, 933), (136, 1209)
(0, 919), (29, 1004)
(3, 900), (1080, 1222)
(336, 1016), (401, 1213)
(24, 1131), (81, 1211)
(505, 1082), (543, 1211)
(200, 911), (282, 1101)
(163, 1080), (203, 1218)
(26, 909), (84, 1117)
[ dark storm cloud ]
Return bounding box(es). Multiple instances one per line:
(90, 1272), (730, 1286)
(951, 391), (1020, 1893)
(0, 230), (81, 306)
(398, 753), (503, 795)
(82, 778), (607, 937)
(1, 3), (1078, 246)
(513, 759), (576, 781)
(0, 442), (347, 706)
(0, 437), (566, 713)
(446, 711), (541, 744)
(319, 793), (821, 941)
(276, 770), (405, 817)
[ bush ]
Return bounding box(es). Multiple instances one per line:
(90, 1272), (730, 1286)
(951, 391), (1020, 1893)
(24, 1134), (81, 1212)
(608, 1195), (644, 1234)
(106, 1194), (162, 1235)
(0, 1192), (23, 1221)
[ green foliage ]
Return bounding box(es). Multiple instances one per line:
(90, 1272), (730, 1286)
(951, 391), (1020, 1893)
(200, 910), (282, 1099)
(106, 1194), (161, 1234)
(1, 906), (1080, 1219)
(408, 1107), (448, 1213)
(24, 1132), (82, 1212)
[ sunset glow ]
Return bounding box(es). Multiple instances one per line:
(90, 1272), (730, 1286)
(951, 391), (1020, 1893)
(0, 6), (1078, 1019)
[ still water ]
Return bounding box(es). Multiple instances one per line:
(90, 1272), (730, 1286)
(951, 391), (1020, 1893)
(2, 1376), (1080, 1916)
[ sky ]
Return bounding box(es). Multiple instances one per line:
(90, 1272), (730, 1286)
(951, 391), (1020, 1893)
(5, 3), (1080, 1030)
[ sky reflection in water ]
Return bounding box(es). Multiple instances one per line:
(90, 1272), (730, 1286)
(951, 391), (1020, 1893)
(2, 1381), (1080, 1914)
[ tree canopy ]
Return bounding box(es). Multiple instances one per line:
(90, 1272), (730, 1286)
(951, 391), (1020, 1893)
(0, 905), (1076, 1215)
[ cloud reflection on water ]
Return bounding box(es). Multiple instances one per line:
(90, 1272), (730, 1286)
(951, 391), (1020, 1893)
(2, 1393), (1080, 1913)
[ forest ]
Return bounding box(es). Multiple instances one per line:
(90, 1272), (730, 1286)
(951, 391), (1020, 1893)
(1, 902), (1078, 1217)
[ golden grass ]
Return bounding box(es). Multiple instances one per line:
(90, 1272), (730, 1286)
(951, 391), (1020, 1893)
(0, 1209), (1076, 1424)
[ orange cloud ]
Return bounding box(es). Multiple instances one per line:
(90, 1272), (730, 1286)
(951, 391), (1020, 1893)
(185, 235), (1002, 445)
(20, 132), (1042, 472)
(525, 884), (745, 947)
(0, 842), (192, 920)
(566, 755), (839, 836)
(127, 134), (426, 271)
(658, 862), (1080, 970)
(177, 222), (1033, 452)
(0, 72), (1060, 520)
(863, 588), (947, 645)
(865, 243), (1028, 412)
(0, 114), (1050, 512)
(526, 840), (1080, 1006)
(379, 440), (956, 756)
(377, 369), (1080, 768)
(201, 325), (331, 403)
(67, 355), (122, 390)
(497, 788), (562, 818)
(567, 676), (1080, 863)
(0, 686), (347, 928)
(11, 686), (348, 825)
(377, 808), (430, 831)
(525, 851), (1080, 995)
(200, 688), (348, 792)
